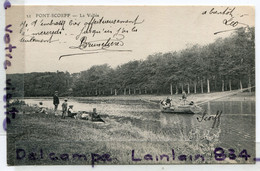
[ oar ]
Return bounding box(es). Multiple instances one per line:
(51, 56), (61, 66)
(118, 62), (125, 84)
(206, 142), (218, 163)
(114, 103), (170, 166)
(139, 99), (159, 105)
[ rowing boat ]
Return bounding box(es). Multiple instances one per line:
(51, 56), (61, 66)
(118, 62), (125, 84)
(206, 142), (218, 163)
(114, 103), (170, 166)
(160, 103), (203, 114)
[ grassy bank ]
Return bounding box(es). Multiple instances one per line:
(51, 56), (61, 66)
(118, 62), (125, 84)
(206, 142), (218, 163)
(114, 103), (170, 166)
(7, 105), (211, 165)
(7, 94), (255, 165)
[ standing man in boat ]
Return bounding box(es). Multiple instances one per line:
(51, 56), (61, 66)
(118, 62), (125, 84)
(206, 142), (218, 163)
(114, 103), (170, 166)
(53, 91), (60, 115)
(182, 91), (187, 105)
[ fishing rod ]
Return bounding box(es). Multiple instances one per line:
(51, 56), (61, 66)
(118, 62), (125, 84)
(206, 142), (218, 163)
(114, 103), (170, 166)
(139, 99), (159, 105)
(139, 86), (255, 106)
(195, 86), (255, 106)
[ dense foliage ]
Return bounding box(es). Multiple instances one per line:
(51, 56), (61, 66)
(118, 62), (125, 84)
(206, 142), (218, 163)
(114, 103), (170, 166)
(7, 27), (255, 97)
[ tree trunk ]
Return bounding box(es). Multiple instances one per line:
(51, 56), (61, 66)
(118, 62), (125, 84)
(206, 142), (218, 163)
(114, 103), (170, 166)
(207, 102), (211, 115)
(110, 88), (113, 95)
(248, 76), (251, 92)
(139, 88), (141, 94)
(239, 80), (243, 90)
(114, 89), (117, 95)
(129, 87), (131, 95)
(124, 88), (126, 95)
(207, 78), (210, 93)
(187, 82), (190, 94)
(229, 80), (232, 91)
(134, 88), (136, 94)
(181, 84), (184, 92)
(201, 79), (204, 93)
(102, 90), (104, 95)
(194, 82), (197, 94)
(222, 80), (224, 92)
(175, 85), (178, 94)
(95, 89), (98, 95)
(145, 87), (147, 94)
(214, 78), (217, 91)
(170, 83), (173, 95)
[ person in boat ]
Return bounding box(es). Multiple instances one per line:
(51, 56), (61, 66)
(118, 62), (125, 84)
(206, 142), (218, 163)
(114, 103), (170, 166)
(160, 97), (172, 109)
(165, 97), (172, 107)
(166, 97), (172, 104)
(182, 91), (187, 105)
(68, 105), (78, 119)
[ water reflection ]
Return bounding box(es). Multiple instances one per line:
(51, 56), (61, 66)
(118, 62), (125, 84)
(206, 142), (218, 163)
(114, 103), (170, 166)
(200, 101), (255, 115)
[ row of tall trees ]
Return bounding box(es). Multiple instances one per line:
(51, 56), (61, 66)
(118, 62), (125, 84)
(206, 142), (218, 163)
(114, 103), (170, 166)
(7, 72), (73, 97)
(7, 27), (255, 97)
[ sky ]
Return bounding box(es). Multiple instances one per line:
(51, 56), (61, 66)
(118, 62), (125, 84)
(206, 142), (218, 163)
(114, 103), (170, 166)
(6, 6), (255, 74)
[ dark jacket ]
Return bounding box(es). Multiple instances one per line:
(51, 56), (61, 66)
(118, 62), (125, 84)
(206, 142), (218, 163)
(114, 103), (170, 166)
(53, 95), (59, 105)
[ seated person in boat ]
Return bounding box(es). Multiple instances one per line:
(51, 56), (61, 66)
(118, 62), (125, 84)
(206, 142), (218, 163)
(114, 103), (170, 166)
(166, 97), (172, 105)
(68, 105), (78, 119)
(161, 97), (172, 108)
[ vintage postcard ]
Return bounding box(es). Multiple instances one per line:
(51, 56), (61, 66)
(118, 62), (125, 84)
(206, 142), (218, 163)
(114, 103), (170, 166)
(4, 5), (255, 166)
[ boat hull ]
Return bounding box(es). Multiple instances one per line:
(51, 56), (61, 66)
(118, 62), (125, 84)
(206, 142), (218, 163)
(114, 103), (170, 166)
(160, 104), (202, 114)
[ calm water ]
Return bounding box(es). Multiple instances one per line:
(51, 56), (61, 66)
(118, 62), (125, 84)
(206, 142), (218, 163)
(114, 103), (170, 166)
(23, 98), (255, 148)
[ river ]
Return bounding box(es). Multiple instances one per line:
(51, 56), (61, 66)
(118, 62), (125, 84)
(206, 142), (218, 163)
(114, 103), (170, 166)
(22, 98), (254, 138)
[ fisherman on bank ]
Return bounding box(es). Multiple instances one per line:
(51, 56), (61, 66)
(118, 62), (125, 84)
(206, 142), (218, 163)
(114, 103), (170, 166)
(53, 91), (60, 115)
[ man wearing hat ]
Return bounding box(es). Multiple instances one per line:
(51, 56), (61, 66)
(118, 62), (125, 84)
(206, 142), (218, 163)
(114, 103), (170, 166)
(53, 91), (60, 115)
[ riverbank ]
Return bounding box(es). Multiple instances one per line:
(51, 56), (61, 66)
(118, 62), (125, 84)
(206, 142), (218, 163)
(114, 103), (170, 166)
(7, 92), (255, 165)
(7, 105), (211, 165)
(8, 105), (254, 165)
(18, 91), (255, 103)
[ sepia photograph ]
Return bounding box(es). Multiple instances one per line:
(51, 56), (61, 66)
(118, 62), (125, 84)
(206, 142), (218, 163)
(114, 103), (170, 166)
(5, 5), (255, 166)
